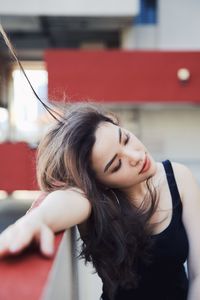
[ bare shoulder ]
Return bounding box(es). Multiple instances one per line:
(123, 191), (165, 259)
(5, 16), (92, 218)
(171, 161), (192, 177)
(171, 162), (200, 279)
(171, 161), (200, 202)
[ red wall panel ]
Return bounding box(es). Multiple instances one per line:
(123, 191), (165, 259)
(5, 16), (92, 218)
(45, 50), (200, 103)
(0, 143), (38, 193)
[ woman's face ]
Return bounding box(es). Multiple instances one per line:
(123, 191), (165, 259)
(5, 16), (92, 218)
(91, 121), (157, 190)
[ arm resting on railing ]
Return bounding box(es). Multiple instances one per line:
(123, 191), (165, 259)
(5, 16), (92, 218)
(0, 188), (91, 257)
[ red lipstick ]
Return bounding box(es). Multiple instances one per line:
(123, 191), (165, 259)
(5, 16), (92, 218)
(139, 155), (151, 174)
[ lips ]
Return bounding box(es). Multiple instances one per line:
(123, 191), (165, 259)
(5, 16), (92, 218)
(139, 155), (150, 174)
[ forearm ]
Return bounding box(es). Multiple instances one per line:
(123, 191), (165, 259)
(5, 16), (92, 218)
(187, 276), (200, 300)
(30, 189), (91, 233)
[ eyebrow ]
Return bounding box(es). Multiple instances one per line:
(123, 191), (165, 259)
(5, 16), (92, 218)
(103, 128), (122, 173)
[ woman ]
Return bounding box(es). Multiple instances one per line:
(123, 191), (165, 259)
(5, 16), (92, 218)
(0, 103), (199, 300)
(0, 25), (200, 300)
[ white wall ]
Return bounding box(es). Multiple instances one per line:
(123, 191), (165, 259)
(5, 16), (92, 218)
(0, 0), (139, 16)
(121, 25), (158, 49)
(77, 259), (102, 300)
(159, 0), (200, 49)
(76, 230), (103, 300)
(121, 0), (200, 50)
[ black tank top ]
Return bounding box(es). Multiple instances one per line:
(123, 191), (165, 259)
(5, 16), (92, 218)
(101, 160), (189, 300)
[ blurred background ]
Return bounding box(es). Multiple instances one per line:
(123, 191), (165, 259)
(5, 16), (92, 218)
(0, 0), (200, 299)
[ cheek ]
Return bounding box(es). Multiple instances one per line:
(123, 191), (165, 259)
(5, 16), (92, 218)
(106, 169), (138, 188)
(131, 135), (145, 147)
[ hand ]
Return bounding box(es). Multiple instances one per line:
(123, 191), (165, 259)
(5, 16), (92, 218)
(0, 209), (55, 258)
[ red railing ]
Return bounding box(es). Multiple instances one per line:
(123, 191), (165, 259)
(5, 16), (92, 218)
(0, 232), (64, 300)
(0, 192), (79, 300)
(0, 228), (79, 300)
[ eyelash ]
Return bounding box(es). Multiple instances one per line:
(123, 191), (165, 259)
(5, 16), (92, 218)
(111, 133), (130, 173)
(112, 159), (122, 173)
(124, 133), (130, 145)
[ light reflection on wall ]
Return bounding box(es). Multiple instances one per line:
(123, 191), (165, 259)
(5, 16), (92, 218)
(0, 108), (8, 142)
(12, 69), (48, 143)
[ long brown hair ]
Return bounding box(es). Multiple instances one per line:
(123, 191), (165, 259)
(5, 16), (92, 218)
(37, 103), (159, 299)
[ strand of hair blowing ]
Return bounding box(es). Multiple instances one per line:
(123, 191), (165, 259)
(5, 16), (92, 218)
(0, 24), (62, 121)
(37, 104), (159, 300)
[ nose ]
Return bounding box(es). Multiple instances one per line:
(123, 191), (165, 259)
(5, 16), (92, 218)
(123, 149), (144, 166)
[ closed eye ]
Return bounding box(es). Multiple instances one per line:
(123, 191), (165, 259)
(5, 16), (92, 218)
(111, 159), (121, 173)
(124, 133), (130, 145)
(111, 133), (130, 173)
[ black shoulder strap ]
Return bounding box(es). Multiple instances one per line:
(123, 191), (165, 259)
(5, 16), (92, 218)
(162, 160), (181, 207)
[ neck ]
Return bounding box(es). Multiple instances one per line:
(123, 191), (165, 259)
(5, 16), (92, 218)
(123, 162), (162, 208)
(123, 180), (149, 208)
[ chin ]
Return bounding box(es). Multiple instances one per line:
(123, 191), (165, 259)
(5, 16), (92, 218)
(146, 157), (157, 178)
(150, 160), (157, 176)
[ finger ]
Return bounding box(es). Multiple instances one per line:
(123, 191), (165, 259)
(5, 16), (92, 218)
(7, 214), (42, 254)
(8, 226), (35, 254)
(0, 244), (10, 257)
(0, 225), (17, 256)
(39, 225), (55, 257)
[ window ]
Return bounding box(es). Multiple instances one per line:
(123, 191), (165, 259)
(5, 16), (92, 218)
(135, 0), (157, 24)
